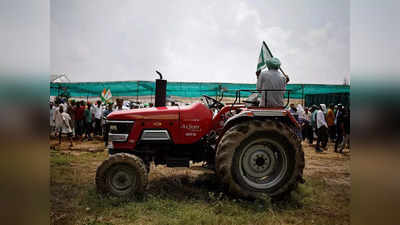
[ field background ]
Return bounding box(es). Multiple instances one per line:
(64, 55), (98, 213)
(50, 138), (350, 225)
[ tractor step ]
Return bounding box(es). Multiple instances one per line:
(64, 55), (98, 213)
(166, 157), (190, 167)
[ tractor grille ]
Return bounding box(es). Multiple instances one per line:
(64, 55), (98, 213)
(140, 130), (170, 141)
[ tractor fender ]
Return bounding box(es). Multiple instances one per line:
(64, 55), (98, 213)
(224, 110), (255, 131)
(224, 109), (295, 130)
(216, 111), (256, 146)
(216, 109), (299, 146)
(249, 109), (300, 129)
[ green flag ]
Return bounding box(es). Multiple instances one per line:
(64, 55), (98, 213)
(100, 88), (107, 103)
(100, 88), (112, 103)
(257, 41), (273, 72)
(105, 89), (112, 102)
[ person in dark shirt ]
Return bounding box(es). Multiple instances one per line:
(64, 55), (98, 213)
(103, 103), (113, 118)
(335, 105), (345, 153)
(302, 107), (313, 144)
(103, 103), (114, 145)
(74, 101), (85, 138)
(68, 100), (76, 137)
(289, 104), (302, 140)
(84, 103), (93, 141)
(326, 104), (336, 142)
(343, 107), (350, 149)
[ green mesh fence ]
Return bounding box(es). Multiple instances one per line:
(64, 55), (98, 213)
(50, 81), (350, 99)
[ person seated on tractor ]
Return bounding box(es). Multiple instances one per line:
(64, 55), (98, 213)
(256, 57), (288, 108)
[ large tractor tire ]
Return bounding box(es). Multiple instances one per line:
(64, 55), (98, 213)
(96, 153), (148, 198)
(215, 120), (304, 199)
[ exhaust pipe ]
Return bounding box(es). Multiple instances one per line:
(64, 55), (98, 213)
(155, 70), (167, 107)
(156, 70), (163, 80)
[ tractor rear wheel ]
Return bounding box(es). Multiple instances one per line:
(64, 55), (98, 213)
(96, 153), (148, 198)
(215, 120), (304, 199)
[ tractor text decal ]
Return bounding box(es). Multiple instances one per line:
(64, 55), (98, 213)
(180, 124), (201, 131)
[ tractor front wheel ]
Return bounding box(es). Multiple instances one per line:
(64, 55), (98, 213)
(96, 153), (148, 198)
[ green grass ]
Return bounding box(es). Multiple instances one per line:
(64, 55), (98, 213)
(50, 150), (350, 225)
(50, 152), (72, 166)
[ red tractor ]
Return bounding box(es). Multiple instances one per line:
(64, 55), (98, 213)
(96, 80), (305, 200)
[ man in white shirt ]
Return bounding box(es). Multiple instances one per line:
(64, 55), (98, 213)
(115, 99), (130, 111)
(303, 107), (313, 144)
(256, 57), (289, 108)
(54, 103), (64, 136)
(315, 104), (328, 152)
(59, 106), (73, 147)
(60, 100), (68, 114)
(92, 100), (103, 136)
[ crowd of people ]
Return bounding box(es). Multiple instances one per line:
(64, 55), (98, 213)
(289, 103), (350, 153)
(50, 95), (350, 154)
(49, 98), (153, 147)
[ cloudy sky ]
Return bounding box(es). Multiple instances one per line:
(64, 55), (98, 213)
(51, 0), (349, 84)
(351, 0), (400, 79)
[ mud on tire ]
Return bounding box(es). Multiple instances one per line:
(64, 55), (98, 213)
(96, 153), (148, 198)
(215, 120), (304, 199)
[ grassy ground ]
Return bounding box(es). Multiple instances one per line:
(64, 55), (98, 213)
(50, 138), (350, 225)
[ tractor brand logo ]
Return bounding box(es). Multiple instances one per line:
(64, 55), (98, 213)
(153, 121), (162, 127)
(180, 124), (201, 131)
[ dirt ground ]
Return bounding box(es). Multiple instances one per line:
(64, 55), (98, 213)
(50, 137), (350, 225)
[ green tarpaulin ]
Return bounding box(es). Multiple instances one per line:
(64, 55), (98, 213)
(50, 81), (350, 99)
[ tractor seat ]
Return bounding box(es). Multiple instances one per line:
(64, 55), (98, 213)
(243, 99), (258, 104)
(243, 93), (259, 106)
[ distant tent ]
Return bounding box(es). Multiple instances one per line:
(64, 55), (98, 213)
(50, 74), (70, 83)
(50, 74), (71, 98)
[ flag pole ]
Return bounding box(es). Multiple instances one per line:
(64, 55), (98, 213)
(262, 41), (290, 83)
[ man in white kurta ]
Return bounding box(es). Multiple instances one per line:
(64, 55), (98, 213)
(256, 57), (288, 108)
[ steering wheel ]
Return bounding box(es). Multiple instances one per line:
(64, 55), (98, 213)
(202, 95), (224, 110)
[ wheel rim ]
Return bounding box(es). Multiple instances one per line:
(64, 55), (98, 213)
(109, 166), (136, 193)
(239, 138), (288, 190)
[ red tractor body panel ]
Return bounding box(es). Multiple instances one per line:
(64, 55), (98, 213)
(107, 103), (213, 150)
(177, 103), (213, 143)
(108, 105), (180, 150)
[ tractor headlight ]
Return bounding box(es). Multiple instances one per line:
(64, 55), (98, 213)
(105, 120), (134, 145)
(107, 120), (134, 134)
(108, 133), (129, 142)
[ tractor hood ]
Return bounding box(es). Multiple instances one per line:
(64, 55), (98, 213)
(107, 105), (180, 121)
